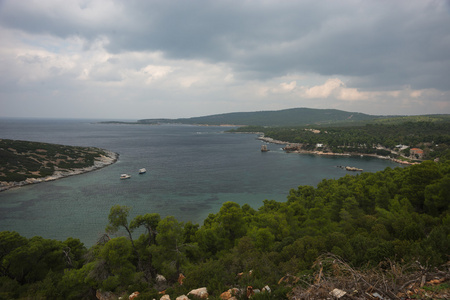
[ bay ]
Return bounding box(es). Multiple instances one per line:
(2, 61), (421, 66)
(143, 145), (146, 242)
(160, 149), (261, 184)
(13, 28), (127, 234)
(0, 118), (401, 246)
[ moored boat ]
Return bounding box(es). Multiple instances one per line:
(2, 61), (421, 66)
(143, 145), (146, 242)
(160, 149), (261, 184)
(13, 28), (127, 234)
(120, 174), (131, 179)
(139, 168), (146, 174)
(345, 166), (363, 171)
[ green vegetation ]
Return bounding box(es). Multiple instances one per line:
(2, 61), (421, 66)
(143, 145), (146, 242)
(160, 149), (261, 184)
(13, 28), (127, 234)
(232, 121), (450, 161)
(134, 108), (450, 127)
(0, 139), (109, 182)
(1, 160), (449, 299)
(138, 108), (381, 126)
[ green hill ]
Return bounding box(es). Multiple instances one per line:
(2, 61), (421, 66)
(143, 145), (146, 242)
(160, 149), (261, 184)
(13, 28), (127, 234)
(138, 107), (381, 126)
(0, 139), (117, 186)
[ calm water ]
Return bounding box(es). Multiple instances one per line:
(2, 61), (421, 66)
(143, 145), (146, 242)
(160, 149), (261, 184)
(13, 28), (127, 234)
(0, 118), (401, 246)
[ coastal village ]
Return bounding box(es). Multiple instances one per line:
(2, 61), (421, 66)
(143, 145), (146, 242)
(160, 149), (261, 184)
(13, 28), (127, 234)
(258, 134), (424, 166)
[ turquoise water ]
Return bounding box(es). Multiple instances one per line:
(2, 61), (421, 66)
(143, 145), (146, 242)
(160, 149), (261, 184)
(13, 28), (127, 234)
(0, 119), (402, 246)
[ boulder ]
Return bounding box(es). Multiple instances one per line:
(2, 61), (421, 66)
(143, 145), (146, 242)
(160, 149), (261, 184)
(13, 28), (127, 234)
(188, 287), (208, 299)
(175, 296), (189, 300)
(160, 295), (171, 300)
(262, 285), (271, 293)
(129, 291), (139, 299)
(156, 274), (167, 283)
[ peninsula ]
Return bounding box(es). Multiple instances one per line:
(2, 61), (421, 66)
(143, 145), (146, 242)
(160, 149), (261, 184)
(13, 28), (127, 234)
(0, 139), (118, 192)
(233, 118), (450, 165)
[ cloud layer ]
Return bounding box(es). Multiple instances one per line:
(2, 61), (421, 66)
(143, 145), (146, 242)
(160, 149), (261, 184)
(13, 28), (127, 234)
(1, 0), (449, 118)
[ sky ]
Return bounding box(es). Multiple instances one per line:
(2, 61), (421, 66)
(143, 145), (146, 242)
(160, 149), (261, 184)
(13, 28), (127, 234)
(1, 0), (449, 120)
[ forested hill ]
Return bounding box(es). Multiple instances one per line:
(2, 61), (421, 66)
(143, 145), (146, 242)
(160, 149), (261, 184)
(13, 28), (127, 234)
(137, 108), (379, 126)
(0, 139), (117, 190)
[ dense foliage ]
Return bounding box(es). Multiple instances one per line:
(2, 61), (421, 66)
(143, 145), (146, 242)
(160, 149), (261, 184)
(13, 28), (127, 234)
(0, 139), (108, 182)
(1, 160), (449, 299)
(232, 121), (450, 160)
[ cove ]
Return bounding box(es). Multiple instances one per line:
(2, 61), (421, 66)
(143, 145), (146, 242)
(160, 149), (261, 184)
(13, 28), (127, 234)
(0, 119), (402, 246)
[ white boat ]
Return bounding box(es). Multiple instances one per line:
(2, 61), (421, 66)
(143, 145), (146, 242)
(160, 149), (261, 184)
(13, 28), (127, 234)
(139, 168), (146, 174)
(120, 174), (131, 179)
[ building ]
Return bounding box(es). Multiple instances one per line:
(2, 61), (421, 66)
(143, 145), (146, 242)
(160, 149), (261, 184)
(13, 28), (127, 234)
(410, 148), (424, 159)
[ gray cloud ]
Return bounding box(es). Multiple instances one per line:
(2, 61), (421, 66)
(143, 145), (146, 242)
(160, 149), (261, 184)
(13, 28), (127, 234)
(3, 0), (449, 91)
(0, 0), (449, 118)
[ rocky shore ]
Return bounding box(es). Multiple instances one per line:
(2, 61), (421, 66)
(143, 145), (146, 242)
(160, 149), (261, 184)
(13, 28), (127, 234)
(0, 150), (119, 192)
(258, 135), (418, 165)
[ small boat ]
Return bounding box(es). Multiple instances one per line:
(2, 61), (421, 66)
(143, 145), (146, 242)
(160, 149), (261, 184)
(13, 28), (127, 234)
(345, 166), (363, 172)
(139, 168), (146, 174)
(120, 174), (131, 179)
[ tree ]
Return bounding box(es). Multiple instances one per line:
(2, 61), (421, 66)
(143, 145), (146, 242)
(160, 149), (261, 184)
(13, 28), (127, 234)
(106, 205), (141, 271)
(130, 213), (161, 246)
(130, 213), (161, 279)
(151, 216), (192, 279)
(216, 202), (246, 246)
(99, 237), (135, 291)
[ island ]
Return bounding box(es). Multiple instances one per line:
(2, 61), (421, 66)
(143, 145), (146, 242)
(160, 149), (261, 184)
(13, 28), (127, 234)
(0, 139), (118, 192)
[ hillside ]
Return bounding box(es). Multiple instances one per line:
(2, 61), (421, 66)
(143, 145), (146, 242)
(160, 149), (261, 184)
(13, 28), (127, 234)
(1, 160), (449, 299)
(137, 108), (381, 126)
(235, 120), (450, 163)
(0, 139), (117, 190)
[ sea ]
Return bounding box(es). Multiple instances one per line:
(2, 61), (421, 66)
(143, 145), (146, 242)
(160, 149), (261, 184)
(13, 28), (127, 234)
(0, 118), (402, 246)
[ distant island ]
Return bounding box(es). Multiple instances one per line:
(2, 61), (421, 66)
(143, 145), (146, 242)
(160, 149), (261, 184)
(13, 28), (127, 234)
(101, 107), (450, 127)
(0, 139), (118, 192)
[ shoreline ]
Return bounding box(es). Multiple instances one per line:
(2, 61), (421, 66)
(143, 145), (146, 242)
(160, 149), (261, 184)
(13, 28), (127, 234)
(0, 150), (119, 192)
(257, 136), (418, 166)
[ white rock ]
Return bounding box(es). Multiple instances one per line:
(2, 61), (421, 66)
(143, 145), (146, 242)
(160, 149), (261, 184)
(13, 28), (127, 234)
(188, 287), (208, 299)
(330, 288), (346, 298)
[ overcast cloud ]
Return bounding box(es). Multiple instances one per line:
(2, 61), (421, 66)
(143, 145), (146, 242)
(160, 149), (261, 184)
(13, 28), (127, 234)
(1, 0), (449, 119)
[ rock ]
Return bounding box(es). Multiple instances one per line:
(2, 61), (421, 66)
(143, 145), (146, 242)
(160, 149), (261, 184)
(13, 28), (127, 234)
(262, 285), (271, 293)
(178, 273), (186, 285)
(188, 287), (208, 299)
(220, 288), (240, 299)
(246, 286), (254, 298)
(129, 291), (140, 299)
(428, 278), (446, 285)
(329, 288), (346, 298)
(96, 290), (117, 300)
(220, 291), (232, 299)
(160, 295), (170, 300)
(156, 274), (166, 283)
(175, 296), (189, 300)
